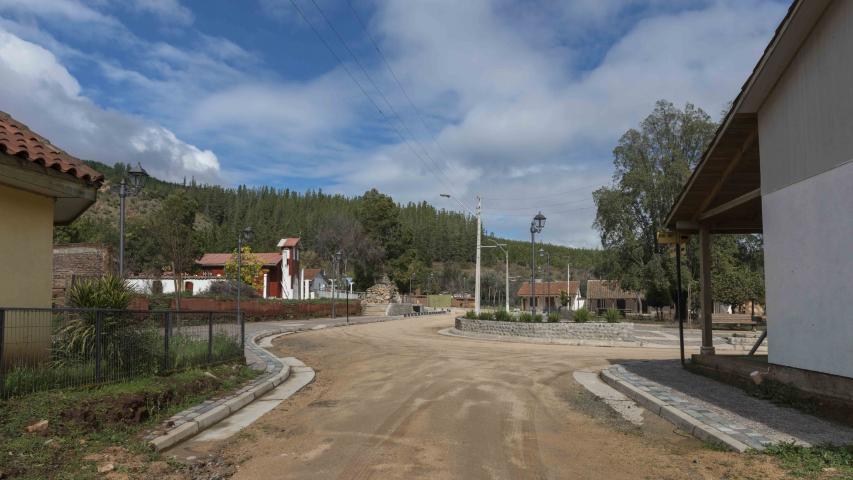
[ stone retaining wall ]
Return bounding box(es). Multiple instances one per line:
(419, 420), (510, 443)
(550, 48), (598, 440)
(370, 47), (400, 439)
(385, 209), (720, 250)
(455, 317), (634, 341)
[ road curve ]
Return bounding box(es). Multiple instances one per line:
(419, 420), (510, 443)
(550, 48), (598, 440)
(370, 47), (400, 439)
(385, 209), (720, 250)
(192, 314), (787, 480)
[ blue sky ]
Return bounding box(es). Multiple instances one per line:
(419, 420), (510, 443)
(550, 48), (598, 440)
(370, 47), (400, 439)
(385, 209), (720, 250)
(0, 0), (789, 246)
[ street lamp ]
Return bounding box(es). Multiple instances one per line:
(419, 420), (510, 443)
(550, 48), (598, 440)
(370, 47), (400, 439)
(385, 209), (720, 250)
(117, 162), (148, 277)
(237, 226), (253, 351)
(529, 211), (546, 315)
(441, 193), (482, 314)
(332, 250), (342, 320)
(539, 248), (551, 313)
(482, 241), (509, 311)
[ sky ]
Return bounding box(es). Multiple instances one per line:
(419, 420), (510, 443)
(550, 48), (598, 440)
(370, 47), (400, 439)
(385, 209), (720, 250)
(0, 0), (790, 247)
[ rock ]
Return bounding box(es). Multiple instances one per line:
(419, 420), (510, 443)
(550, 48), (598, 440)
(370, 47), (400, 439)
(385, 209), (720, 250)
(97, 463), (115, 474)
(364, 281), (400, 304)
(24, 420), (48, 433)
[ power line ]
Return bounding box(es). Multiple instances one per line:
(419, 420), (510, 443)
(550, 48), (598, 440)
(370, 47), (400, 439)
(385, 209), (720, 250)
(304, 0), (461, 199)
(481, 205), (595, 218)
(288, 0), (459, 197)
(483, 197), (591, 212)
(345, 0), (458, 179)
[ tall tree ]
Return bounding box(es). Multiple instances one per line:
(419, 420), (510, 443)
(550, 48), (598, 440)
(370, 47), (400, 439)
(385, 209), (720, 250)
(593, 100), (717, 295)
(151, 190), (200, 310)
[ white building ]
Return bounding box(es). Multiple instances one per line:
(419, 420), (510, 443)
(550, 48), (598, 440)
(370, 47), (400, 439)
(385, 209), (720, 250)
(666, 0), (852, 379)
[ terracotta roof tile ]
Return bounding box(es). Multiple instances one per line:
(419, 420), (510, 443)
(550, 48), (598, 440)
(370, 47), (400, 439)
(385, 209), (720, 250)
(197, 252), (281, 267)
(586, 280), (643, 300)
(303, 268), (323, 279)
(516, 281), (579, 297)
(0, 111), (103, 184)
(277, 237), (300, 248)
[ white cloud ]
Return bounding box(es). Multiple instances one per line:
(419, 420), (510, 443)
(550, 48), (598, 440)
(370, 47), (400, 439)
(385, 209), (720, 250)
(0, 28), (221, 182)
(128, 0), (194, 26)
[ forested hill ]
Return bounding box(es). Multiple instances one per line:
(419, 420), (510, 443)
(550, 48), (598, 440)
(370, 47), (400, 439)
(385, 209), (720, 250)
(56, 161), (599, 291)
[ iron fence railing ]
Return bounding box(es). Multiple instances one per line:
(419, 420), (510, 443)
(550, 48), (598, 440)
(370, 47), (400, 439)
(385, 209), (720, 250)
(0, 308), (242, 399)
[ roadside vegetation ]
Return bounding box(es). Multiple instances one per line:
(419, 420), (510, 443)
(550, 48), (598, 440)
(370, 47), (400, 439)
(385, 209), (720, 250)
(0, 363), (258, 480)
(763, 443), (853, 478)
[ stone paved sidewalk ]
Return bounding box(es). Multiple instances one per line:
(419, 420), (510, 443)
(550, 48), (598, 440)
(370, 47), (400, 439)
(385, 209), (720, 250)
(603, 360), (853, 450)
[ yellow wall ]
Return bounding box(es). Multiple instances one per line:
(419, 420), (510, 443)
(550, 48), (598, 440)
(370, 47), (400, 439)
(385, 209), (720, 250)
(1, 183), (54, 365)
(0, 183), (54, 308)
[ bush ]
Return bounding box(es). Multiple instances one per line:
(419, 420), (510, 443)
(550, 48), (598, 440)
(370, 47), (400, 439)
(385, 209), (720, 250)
(203, 280), (260, 299)
(464, 310), (478, 319)
(493, 310), (512, 322)
(573, 308), (591, 323)
(518, 312), (533, 322)
(532, 313), (543, 322)
(67, 275), (134, 310)
(547, 312), (560, 323)
(605, 308), (623, 323)
(478, 311), (494, 320)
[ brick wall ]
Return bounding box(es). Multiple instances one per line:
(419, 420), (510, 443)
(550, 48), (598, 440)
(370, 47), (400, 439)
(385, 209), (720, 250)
(52, 243), (115, 306)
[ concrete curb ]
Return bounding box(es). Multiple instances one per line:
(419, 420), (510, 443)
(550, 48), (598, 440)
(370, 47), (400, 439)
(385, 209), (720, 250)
(148, 331), (292, 452)
(599, 368), (752, 452)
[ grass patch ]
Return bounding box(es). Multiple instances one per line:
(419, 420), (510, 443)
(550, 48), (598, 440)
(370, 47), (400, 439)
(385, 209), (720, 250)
(764, 443), (853, 478)
(0, 363), (258, 479)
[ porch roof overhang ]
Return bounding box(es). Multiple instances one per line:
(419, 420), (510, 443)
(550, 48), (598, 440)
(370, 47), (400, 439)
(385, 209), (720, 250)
(664, 0), (831, 235)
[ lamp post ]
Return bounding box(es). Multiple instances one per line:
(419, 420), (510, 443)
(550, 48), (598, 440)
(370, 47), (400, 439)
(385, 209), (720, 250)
(441, 193), (482, 314)
(529, 211), (546, 315)
(117, 163), (148, 277)
(333, 250), (342, 321)
(482, 241), (509, 311)
(539, 248), (551, 313)
(237, 226), (253, 352)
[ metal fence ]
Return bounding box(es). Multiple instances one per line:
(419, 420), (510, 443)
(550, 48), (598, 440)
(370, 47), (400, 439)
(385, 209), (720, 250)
(0, 308), (242, 399)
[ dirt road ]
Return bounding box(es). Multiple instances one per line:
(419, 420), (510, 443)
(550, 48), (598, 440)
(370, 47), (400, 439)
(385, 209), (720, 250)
(183, 314), (786, 479)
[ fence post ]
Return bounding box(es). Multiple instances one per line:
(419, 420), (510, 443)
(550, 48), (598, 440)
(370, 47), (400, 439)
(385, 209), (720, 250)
(163, 311), (171, 372)
(95, 310), (103, 382)
(0, 309), (5, 398)
(207, 312), (213, 364)
(240, 310), (245, 353)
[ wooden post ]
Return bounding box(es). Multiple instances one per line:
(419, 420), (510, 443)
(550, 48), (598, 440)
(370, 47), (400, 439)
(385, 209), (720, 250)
(699, 224), (715, 355)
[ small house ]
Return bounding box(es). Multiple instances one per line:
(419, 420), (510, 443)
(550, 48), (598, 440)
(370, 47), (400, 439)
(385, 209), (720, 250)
(585, 280), (645, 315)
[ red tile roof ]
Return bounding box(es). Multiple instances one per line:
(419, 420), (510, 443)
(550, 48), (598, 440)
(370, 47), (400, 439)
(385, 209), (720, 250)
(0, 111), (103, 184)
(277, 237), (300, 248)
(302, 268), (322, 279)
(197, 252), (282, 267)
(586, 280), (643, 300)
(516, 281), (579, 297)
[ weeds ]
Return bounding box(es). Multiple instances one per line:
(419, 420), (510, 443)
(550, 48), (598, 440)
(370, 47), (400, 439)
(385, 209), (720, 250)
(764, 443), (853, 478)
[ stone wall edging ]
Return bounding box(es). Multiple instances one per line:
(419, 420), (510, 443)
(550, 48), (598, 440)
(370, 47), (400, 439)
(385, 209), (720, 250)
(454, 317), (635, 342)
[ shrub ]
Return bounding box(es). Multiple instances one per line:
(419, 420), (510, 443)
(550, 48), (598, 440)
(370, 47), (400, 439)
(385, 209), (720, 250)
(478, 311), (494, 320)
(67, 275), (134, 310)
(518, 312), (533, 322)
(573, 308), (591, 323)
(547, 312), (560, 323)
(464, 310), (478, 319)
(493, 310), (512, 322)
(532, 313), (543, 322)
(203, 280), (260, 299)
(605, 308), (623, 323)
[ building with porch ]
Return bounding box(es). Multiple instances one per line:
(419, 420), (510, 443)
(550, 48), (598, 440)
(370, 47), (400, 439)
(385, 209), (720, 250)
(666, 0), (852, 379)
(196, 252), (284, 298)
(517, 280), (581, 311)
(586, 280), (644, 315)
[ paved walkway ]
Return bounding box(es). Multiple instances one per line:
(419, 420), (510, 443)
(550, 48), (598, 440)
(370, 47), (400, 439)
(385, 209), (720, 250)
(604, 360), (853, 450)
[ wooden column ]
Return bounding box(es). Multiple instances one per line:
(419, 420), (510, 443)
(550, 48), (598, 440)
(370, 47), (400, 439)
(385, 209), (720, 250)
(699, 224), (715, 355)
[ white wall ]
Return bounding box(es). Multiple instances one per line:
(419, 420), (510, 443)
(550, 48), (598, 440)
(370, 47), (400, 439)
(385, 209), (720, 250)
(762, 162), (853, 378)
(127, 277), (219, 296)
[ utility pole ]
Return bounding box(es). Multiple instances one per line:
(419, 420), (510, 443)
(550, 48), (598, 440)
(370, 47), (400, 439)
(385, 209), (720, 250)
(474, 195), (482, 314)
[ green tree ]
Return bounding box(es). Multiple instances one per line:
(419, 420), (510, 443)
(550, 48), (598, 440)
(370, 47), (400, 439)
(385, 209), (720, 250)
(150, 190), (200, 310)
(225, 245), (263, 290)
(593, 100), (717, 299)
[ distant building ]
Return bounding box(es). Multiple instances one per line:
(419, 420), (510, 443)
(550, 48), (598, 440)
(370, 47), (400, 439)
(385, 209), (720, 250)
(585, 280), (645, 315)
(196, 251), (284, 298)
(517, 280), (581, 311)
(300, 268), (328, 299)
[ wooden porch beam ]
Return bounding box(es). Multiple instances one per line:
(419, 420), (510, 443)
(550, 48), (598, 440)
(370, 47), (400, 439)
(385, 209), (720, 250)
(699, 188), (761, 221)
(699, 224), (715, 355)
(692, 129), (758, 220)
